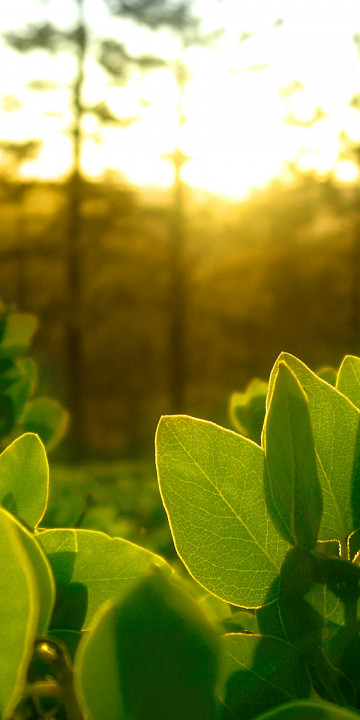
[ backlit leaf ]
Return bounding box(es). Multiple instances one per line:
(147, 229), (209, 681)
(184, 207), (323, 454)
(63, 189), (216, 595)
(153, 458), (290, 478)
(38, 528), (170, 631)
(263, 362), (322, 548)
(0, 508), (39, 719)
(267, 353), (360, 542)
(0, 433), (48, 531)
(156, 415), (288, 608)
(336, 355), (360, 410)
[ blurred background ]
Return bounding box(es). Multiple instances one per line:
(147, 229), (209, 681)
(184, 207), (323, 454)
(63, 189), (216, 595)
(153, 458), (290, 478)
(1, 0), (360, 468)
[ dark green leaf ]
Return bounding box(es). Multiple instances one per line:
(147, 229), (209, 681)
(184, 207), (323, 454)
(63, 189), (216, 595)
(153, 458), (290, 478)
(264, 362), (322, 548)
(316, 366), (337, 386)
(75, 571), (219, 720)
(0, 312), (37, 358)
(21, 397), (69, 451)
(253, 699), (360, 719)
(218, 633), (311, 720)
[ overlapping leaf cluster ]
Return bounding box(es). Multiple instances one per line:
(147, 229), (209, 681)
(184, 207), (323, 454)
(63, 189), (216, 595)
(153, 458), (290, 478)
(5, 339), (360, 719)
(0, 300), (68, 452)
(156, 353), (360, 719)
(0, 432), (221, 720)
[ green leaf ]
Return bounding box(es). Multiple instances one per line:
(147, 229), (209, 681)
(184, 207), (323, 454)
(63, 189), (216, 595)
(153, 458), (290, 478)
(0, 433), (49, 531)
(278, 547), (323, 661)
(256, 600), (287, 642)
(267, 353), (360, 542)
(218, 633), (311, 720)
(38, 528), (170, 631)
(74, 571), (219, 720)
(316, 366), (337, 386)
(13, 516), (55, 636)
(263, 362), (322, 548)
(21, 397), (69, 452)
(155, 415), (288, 608)
(336, 355), (360, 409)
(0, 312), (37, 359)
(0, 508), (39, 719)
(253, 699), (360, 719)
(3, 363), (32, 425)
(17, 357), (38, 396)
(230, 378), (268, 444)
(278, 546), (360, 705)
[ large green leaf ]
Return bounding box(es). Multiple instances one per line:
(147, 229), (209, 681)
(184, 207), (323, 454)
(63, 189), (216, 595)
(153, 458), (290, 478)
(253, 699), (360, 719)
(218, 633), (311, 720)
(267, 354), (360, 542)
(336, 355), (360, 410)
(21, 397), (69, 452)
(155, 416), (288, 608)
(263, 363), (322, 549)
(38, 528), (170, 631)
(0, 508), (39, 719)
(75, 572), (219, 720)
(0, 433), (48, 531)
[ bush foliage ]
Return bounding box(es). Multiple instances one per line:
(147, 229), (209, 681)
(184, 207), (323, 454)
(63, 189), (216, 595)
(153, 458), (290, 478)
(3, 309), (360, 718)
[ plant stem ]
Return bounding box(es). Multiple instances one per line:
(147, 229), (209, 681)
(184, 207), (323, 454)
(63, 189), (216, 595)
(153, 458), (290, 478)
(25, 681), (61, 697)
(339, 537), (349, 560)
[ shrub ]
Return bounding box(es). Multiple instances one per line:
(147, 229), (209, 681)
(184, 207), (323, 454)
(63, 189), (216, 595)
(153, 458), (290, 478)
(3, 350), (360, 719)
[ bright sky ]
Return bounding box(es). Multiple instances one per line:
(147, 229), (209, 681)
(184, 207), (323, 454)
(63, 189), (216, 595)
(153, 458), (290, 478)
(1, 0), (360, 199)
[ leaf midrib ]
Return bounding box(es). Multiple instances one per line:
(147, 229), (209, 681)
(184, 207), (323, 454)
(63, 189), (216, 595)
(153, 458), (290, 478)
(164, 423), (280, 572)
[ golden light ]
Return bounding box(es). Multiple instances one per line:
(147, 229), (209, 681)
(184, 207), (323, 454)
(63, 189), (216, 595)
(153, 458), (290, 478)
(1, 0), (360, 197)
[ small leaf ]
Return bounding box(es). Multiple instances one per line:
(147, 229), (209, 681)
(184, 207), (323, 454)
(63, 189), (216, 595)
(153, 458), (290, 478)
(74, 572), (219, 720)
(316, 366), (337, 386)
(4, 363), (32, 424)
(336, 355), (360, 409)
(253, 699), (360, 719)
(0, 313), (37, 358)
(267, 353), (360, 542)
(230, 378), (268, 444)
(17, 357), (38, 395)
(38, 528), (170, 631)
(21, 397), (69, 452)
(0, 433), (49, 531)
(0, 508), (39, 719)
(218, 633), (311, 720)
(156, 415), (288, 608)
(263, 362), (322, 548)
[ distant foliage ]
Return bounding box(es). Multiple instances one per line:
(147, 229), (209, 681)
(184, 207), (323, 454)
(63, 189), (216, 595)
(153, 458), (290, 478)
(0, 300), (68, 452)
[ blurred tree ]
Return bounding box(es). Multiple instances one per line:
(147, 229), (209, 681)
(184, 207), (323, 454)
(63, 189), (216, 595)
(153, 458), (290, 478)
(2, 0), (205, 451)
(0, 139), (41, 308)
